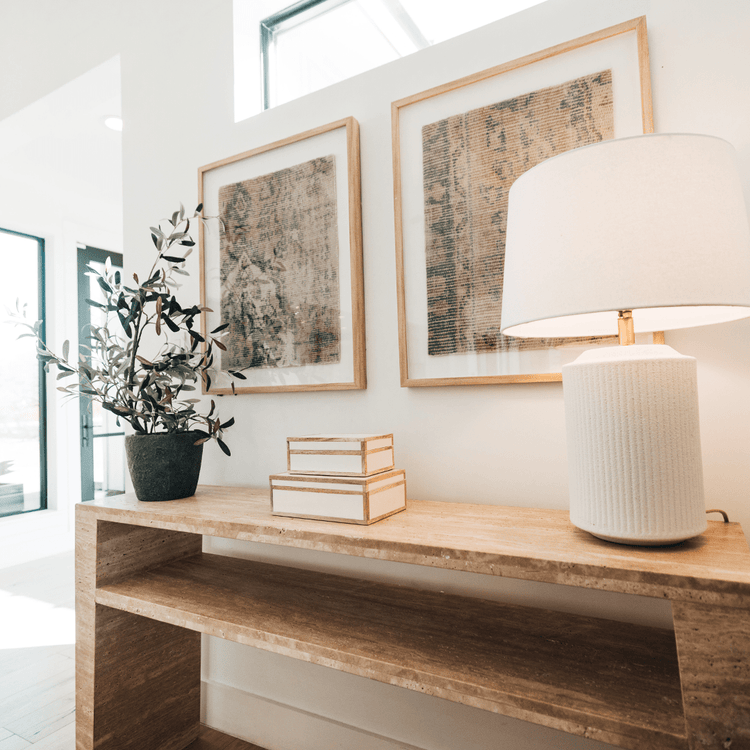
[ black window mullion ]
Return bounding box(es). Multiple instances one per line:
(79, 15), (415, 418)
(260, 0), (353, 110)
(37, 233), (47, 512)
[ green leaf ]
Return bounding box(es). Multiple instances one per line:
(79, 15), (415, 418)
(85, 298), (107, 310)
(62, 340), (70, 360)
(210, 323), (229, 334)
(217, 438), (231, 456)
(196, 203), (203, 213)
(163, 316), (180, 333)
(97, 276), (112, 294)
(220, 417), (235, 429)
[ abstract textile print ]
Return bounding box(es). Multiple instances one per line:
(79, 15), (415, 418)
(219, 155), (341, 370)
(422, 70), (615, 357)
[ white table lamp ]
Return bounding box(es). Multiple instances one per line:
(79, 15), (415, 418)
(501, 134), (750, 545)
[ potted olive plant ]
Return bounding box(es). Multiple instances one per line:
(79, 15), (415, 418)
(15, 204), (242, 502)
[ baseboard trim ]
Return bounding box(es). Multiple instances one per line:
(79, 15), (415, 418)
(201, 679), (427, 750)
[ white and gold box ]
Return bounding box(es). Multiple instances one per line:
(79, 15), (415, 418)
(286, 433), (394, 477)
(269, 469), (406, 525)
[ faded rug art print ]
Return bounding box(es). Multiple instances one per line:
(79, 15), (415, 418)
(422, 70), (615, 357)
(219, 155), (341, 371)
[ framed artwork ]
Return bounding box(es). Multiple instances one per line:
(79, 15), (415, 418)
(199, 117), (366, 394)
(392, 17), (659, 387)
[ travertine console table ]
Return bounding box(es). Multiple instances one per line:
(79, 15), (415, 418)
(76, 487), (750, 750)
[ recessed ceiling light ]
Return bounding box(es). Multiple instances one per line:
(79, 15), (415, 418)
(104, 116), (123, 132)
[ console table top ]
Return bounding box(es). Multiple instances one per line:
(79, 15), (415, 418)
(79, 485), (750, 605)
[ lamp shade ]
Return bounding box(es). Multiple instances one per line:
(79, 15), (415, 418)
(501, 134), (750, 338)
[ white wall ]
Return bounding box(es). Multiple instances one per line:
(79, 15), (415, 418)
(121, 1), (750, 747)
(2, 0), (750, 747)
(0, 56), (123, 567)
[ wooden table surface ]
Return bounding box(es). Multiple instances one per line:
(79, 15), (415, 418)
(79, 485), (750, 607)
(77, 486), (750, 750)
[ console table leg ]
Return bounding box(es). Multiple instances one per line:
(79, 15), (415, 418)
(76, 511), (203, 750)
(672, 601), (750, 750)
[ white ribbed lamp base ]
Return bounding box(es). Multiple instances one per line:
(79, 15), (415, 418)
(562, 345), (706, 546)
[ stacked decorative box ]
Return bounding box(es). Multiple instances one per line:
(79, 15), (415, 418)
(269, 434), (406, 525)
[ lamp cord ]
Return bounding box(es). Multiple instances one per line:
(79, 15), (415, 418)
(706, 509), (729, 523)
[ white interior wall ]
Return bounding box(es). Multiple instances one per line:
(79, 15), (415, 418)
(122, 1), (750, 747)
(0, 1), (126, 122)
(0, 56), (123, 567)
(1, 0), (749, 747)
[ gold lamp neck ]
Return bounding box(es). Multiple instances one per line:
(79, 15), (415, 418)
(617, 310), (635, 346)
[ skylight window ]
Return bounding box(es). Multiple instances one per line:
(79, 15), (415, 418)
(234, 0), (548, 120)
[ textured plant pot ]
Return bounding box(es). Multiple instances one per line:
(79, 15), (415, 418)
(125, 432), (204, 502)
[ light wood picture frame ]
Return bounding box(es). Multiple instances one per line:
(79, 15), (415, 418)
(392, 17), (658, 388)
(199, 117), (366, 394)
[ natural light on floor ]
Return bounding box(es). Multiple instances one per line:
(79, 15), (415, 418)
(0, 589), (75, 649)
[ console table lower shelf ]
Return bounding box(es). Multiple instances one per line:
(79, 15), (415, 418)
(75, 488), (750, 750)
(97, 553), (684, 749)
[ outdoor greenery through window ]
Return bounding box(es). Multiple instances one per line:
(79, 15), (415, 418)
(258, 0), (548, 109)
(0, 228), (47, 518)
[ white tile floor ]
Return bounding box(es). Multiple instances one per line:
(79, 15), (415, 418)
(0, 552), (75, 749)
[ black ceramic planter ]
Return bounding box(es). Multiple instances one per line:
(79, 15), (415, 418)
(125, 431), (204, 502)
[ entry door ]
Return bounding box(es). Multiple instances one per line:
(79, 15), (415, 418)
(77, 246), (126, 502)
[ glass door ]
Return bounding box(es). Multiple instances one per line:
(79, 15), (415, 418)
(77, 246), (126, 501)
(0, 228), (47, 517)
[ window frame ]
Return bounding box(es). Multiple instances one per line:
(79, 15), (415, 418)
(77, 244), (126, 503)
(260, 0), (352, 110)
(0, 226), (47, 518)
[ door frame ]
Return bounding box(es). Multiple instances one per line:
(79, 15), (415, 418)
(77, 245), (124, 502)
